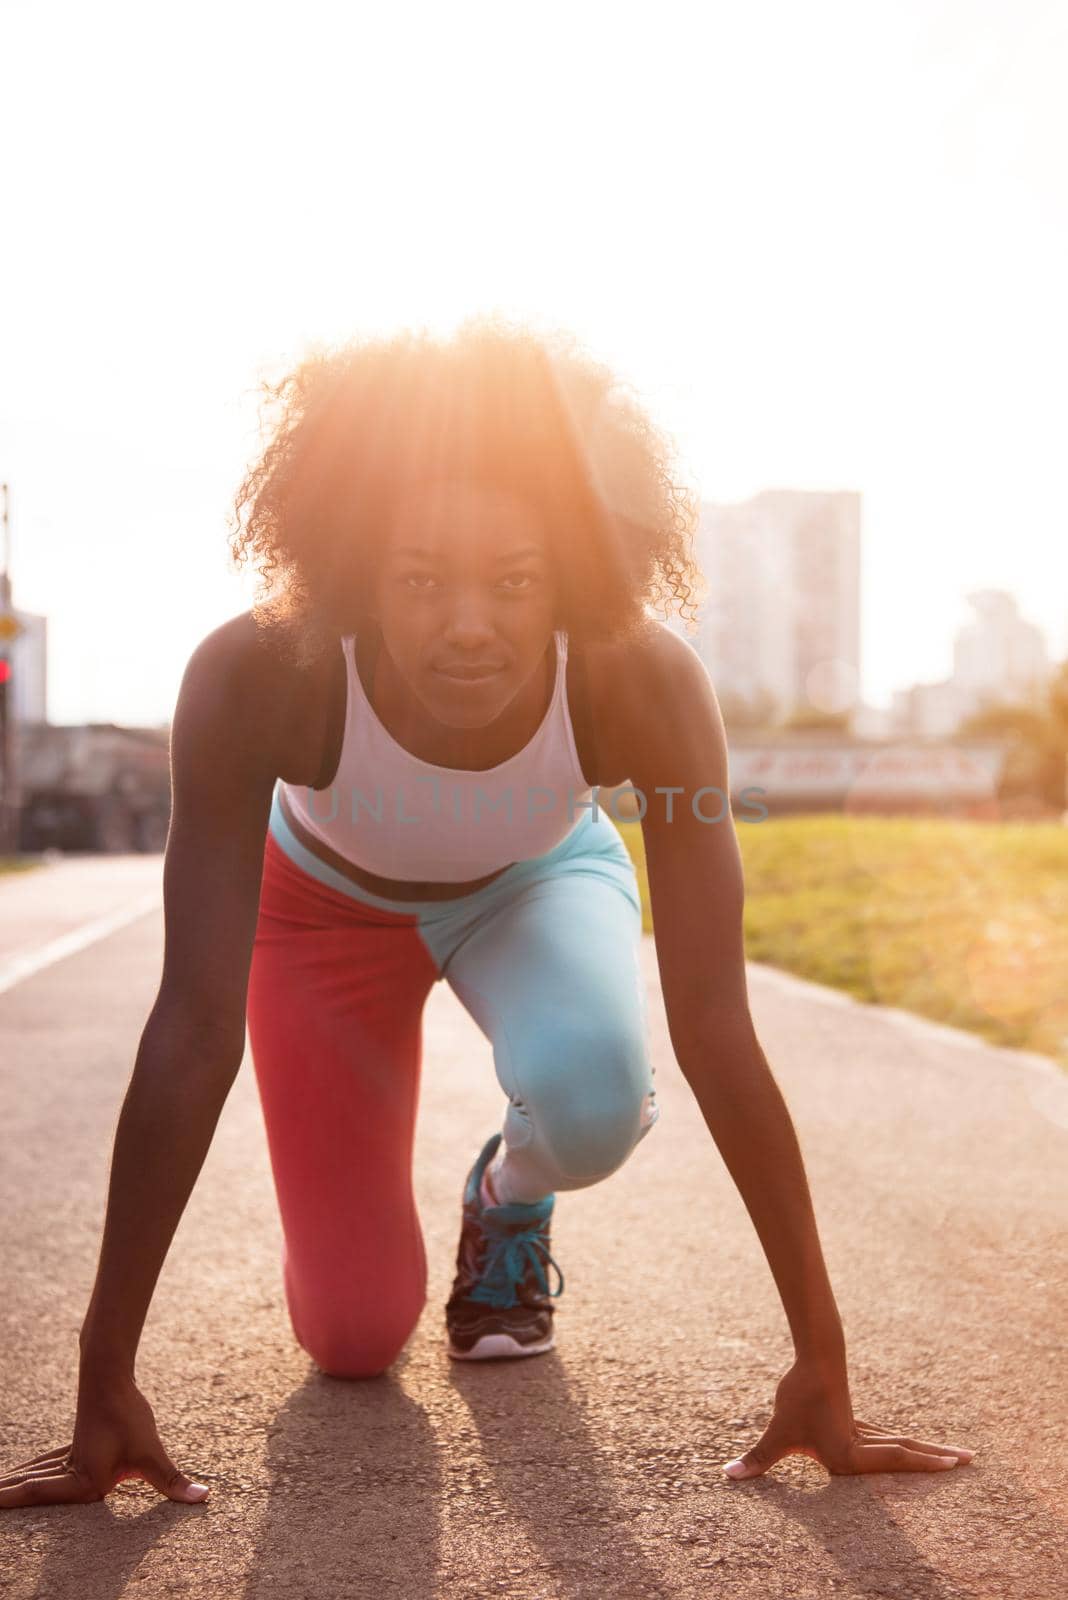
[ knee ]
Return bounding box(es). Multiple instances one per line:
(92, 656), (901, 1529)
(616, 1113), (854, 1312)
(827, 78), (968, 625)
(302, 1297), (425, 1380)
(517, 1023), (657, 1182)
(549, 1087), (657, 1182)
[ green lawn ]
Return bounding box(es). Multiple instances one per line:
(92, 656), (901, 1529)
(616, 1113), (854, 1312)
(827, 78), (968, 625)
(615, 814), (1068, 1069)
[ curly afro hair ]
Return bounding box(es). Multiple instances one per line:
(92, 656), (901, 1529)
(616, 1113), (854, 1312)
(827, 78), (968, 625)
(228, 312), (706, 668)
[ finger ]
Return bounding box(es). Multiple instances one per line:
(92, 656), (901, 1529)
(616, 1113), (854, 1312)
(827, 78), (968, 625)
(1, 1464), (78, 1486)
(855, 1417), (939, 1435)
(0, 1445), (72, 1478)
(129, 1451), (210, 1504)
(0, 1467), (102, 1508)
(722, 1424), (790, 1480)
(863, 1433), (972, 1459)
(852, 1422), (973, 1460)
(846, 1442), (961, 1475)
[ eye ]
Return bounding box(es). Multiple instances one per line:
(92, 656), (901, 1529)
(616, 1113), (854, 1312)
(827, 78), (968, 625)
(498, 572), (536, 591)
(403, 573), (440, 590)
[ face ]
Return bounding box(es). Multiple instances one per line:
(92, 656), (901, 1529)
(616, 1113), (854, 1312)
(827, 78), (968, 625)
(367, 477), (558, 730)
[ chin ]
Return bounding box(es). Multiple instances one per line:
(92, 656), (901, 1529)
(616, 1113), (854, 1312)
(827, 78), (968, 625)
(428, 673), (512, 724)
(432, 696), (507, 729)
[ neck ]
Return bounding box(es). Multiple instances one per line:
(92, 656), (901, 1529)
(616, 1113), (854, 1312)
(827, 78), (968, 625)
(356, 628), (557, 771)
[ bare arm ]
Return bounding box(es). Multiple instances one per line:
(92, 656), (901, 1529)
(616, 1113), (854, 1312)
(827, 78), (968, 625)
(623, 627), (846, 1368)
(619, 625), (973, 1479)
(78, 620), (279, 1382)
(2, 618), (285, 1507)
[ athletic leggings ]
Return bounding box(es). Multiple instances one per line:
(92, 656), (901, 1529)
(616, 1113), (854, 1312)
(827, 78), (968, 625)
(245, 787), (660, 1379)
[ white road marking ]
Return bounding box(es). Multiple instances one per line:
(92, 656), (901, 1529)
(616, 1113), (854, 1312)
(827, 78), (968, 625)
(0, 892), (163, 997)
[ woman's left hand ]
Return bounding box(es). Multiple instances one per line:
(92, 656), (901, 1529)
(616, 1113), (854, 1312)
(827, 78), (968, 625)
(721, 1360), (975, 1479)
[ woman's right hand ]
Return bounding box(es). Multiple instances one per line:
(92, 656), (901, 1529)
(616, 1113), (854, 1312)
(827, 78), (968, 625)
(0, 1374), (210, 1507)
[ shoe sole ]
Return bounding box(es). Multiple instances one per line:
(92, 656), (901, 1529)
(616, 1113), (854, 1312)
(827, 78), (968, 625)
(447, 1332), (555, 1361)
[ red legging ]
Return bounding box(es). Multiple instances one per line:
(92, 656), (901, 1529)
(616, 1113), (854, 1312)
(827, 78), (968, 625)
(246, 802), (659, 1379)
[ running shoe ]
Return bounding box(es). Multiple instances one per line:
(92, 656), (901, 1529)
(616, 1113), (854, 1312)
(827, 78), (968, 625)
(445, 1132), (565, 1361)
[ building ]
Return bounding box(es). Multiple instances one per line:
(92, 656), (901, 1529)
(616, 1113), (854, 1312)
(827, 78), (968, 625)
(850, 701), (894, 740)
(692, 489), (861, 726)
(952, 589), (1050, 710)
(889, 592), (1052, 740)
(4, 606), (48, 723)
(890, 679), (978, 740)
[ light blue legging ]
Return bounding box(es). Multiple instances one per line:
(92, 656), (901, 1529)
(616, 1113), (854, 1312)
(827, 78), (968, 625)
(247, 790), (660, 1374)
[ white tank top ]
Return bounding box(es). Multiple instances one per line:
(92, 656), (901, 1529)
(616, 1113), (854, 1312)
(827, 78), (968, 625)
(277, 628), (596, 881)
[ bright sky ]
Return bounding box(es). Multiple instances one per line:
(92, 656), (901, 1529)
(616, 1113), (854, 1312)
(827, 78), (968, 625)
(1, 0), (1064, 724)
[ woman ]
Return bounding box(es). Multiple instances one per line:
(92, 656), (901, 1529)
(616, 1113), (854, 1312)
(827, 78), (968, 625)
(1, 316), (972, 1509)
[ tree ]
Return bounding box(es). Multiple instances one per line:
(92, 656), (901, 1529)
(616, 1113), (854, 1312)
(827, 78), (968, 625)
(778, 706), (852, 735)
(716, 685), (781, 733)
(958, 658), (1068, 810)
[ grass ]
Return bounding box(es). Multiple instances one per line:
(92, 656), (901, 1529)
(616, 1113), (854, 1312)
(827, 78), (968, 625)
(0, 856), (45, 877)
(615, 813), (1068, 1069)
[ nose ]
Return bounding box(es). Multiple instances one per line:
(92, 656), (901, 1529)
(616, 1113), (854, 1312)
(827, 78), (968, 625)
(441, 596), (497, 649)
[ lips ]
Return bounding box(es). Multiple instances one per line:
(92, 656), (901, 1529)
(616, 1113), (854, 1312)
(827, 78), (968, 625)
(435, 665), (505, 680)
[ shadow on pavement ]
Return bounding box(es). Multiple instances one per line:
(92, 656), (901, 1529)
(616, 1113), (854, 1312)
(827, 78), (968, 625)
(243, 1345), (441, 1598)
(449, 1349), (676, 1599)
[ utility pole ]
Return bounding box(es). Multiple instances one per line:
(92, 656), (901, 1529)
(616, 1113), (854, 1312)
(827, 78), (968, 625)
(0, 482), (22, 855)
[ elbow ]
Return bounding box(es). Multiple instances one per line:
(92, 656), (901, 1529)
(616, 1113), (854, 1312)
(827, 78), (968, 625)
(671, 1008), (768, 1085)
(140, 999), (247, 1084)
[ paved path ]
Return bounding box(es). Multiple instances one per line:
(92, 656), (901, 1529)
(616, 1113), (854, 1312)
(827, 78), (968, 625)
(1, 853), (1066, 1599)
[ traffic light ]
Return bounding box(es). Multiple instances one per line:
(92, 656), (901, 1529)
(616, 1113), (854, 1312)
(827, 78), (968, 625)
(0, 658), (9, 776)
(0, 657), (9, 842)
(0, 657), (9, 752)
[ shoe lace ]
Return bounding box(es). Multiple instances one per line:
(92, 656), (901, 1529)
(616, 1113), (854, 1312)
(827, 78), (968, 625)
(469, 1217), (566, 1310)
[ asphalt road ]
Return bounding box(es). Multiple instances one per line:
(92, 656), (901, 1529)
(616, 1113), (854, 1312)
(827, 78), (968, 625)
(1, 852), (1066, 1600)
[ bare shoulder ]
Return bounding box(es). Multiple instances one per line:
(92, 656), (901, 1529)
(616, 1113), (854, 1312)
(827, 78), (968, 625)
(590, 620), (710, 710)
(586, 621), (724, 788)
(185, 608), (285, 695)
(176, 609), (305, 774)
